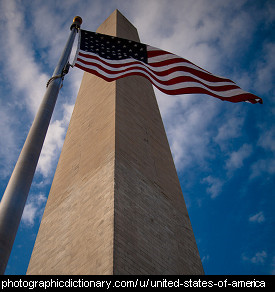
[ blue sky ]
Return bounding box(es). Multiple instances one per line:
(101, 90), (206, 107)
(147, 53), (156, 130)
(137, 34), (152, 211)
(0, 0), (274, 275)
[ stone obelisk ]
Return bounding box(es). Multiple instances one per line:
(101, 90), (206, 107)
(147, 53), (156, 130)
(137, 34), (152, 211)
(27, 10), (204, 275)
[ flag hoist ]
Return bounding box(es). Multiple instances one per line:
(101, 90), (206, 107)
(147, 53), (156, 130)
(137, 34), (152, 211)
(0, 16), (82, 274)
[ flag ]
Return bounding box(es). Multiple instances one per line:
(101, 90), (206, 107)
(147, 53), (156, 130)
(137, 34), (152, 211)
(74, 30), (263, 104)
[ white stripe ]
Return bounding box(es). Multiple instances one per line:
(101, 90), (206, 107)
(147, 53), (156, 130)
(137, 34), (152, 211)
(76, 62), (249, 98)
(148, 53), (185, 63)
(76, 55), (236, 88)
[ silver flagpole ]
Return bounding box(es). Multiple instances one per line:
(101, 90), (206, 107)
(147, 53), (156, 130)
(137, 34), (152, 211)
(0, 16), (82, 274)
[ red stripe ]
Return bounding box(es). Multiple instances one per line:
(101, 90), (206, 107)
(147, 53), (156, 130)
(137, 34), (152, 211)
(79, 51), (231, 83)
(76, 46), (262, 104)
(151, 65), (233, 83)
(76, 57), (239, 92)
(147, 48), (211, 73)
(147, 49), (171, 58)
(148, 57), (227, 81)
(77, 54), (233, 84)
(75, 63), (261, 103)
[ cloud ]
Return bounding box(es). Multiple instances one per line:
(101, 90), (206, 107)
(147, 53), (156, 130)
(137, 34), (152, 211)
(0, 101), (19, 179)
(201, 143), (253, 199)
(225, 144), (253, 172)
(130, 0), (262, 75)
(158, 92), (219, 173)
(214, 116), (244, 151)
(201, 254), (210, 264)
(0, 0), (49, 116)
(0, 0), (84, 186)
(254, 42), (275, 94)
(242, 251), (267, 265)
(37, 103), (74, 177)
(249, 211), (265, 223)
(250, 158), (275, 180)
(202, 175), (224, 199)
(257, 127), (275, 152)
(250, 127), (275, 179)
(22, 193), (47, 227)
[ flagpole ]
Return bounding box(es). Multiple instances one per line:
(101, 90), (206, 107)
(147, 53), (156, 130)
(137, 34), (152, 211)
(0, 16), (82, 274)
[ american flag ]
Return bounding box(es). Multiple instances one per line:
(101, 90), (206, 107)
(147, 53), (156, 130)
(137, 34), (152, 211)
(74, 30), (262, 104)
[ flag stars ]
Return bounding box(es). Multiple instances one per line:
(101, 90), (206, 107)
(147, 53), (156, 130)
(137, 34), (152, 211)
(80, 30), (148, 63)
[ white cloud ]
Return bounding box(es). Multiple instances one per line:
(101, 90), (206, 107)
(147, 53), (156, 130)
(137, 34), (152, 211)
(225, 144), (253, 172)
(0, 0), (49, 116)
(0, 0), (83, 185)
(159, 93), (219, 173)
(202, 175), (224, 199)
(37, 102), (74, 177)
(0, 101), (18, 179)
(130, 0), (260, 75)
(250, 158), (275, 179)
(250, 127), (275, 179)
(257, 127), (275, 152)
(214, 116), (244, 151)
(242, 251), (267, 265)
(254, 42), (275, 94)
(22, 193), (47, 227)
(201, 254), (210, 263)
(249, 211), (265, 223)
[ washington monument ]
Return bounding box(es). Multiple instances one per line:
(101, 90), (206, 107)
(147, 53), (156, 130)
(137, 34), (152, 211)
(27, 10), (204, 275)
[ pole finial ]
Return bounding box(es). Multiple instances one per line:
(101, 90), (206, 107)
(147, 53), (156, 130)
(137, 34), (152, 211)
(71, 16), (82, 31)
